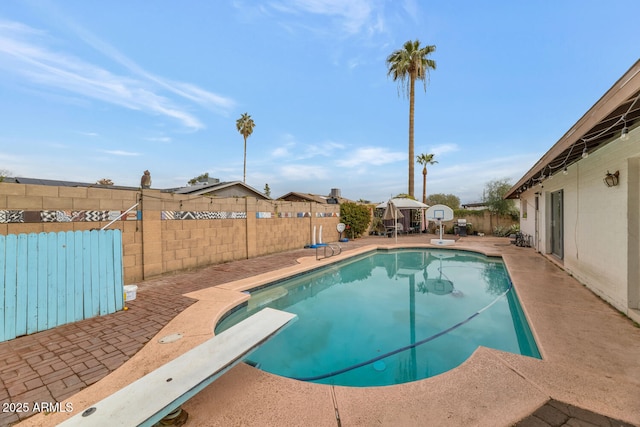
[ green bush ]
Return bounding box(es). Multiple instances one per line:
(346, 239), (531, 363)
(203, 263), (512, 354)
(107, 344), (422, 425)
(340, 203), (371, 238)
(493, 224), (520, 237)
(453, 208), (486, 217)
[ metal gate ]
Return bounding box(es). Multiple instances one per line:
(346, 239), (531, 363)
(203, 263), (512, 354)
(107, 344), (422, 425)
(1, 230), (124, 342)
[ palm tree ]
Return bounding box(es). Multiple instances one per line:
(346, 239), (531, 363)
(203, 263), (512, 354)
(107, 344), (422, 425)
(386, 40), (436, 198)
(416, 153), (438, 204)
(236, 112), (255, 183)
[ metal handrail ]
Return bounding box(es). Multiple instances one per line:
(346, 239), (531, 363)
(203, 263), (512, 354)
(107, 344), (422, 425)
(100, 202), (139, 230)
(315, 243), (342, 260)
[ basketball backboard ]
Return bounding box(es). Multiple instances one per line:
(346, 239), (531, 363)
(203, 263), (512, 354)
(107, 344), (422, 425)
(425, 204), (454, 221)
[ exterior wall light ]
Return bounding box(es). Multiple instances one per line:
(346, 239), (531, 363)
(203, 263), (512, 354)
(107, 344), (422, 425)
(604, 170), (619, 187)
(620, 126), (629, 141)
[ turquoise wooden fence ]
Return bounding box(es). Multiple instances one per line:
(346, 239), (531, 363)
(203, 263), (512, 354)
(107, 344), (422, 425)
(1, 230), (124, 342)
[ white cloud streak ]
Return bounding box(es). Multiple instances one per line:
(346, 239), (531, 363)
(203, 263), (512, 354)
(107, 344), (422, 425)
(101, 150), (141, 156)
(428, 143), (459, 157)
(258, 0), (386, 36)
(270, 134), (345, 160)
(280, 164), (328, 180)
(335, 146), (404, 167)
(0, 19), (235, 130)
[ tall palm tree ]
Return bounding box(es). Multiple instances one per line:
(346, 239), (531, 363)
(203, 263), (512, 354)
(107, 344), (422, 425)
(236, 112), (255, 183)
(416, 153), (438, 204)
(386, 40), (436, 198)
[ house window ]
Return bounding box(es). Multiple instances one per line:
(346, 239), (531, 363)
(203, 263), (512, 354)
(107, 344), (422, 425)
(521, 199), (527, 219)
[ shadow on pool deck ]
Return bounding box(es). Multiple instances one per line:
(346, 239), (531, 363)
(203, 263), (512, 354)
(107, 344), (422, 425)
(2, 234), (640, 426)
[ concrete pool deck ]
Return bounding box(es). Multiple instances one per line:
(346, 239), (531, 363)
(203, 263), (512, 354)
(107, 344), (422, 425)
(5, 234), (640, 426)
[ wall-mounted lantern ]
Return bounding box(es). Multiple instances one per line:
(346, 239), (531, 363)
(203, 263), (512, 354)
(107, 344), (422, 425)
(604, 170), (620, 187)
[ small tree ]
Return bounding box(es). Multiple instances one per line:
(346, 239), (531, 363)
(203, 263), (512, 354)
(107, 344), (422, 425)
(426, 193), (460, 209)
(339, 202), (371, 238)
(393, 193), (416, 200)
(482, 178), (518, 233)
(264, 183), (271, 198)
(0, 169), (11, 182)
(188, 173), (210, 185)
(482, 178), (517, 216)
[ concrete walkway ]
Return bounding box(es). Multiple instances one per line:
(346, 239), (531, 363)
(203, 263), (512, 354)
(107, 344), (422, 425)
(2, 234), (639, 426)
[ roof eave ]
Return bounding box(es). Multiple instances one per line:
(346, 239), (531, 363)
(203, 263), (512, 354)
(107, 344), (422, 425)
(505, 59), (640, 199)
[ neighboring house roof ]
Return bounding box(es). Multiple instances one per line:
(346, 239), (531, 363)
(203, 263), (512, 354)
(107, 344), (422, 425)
(5, 177), (139, 190)
(277, 191), (353, 204)
(165, 180), (270, 199)
(461, 202), (487, 210)
(506, 59), (640, 199)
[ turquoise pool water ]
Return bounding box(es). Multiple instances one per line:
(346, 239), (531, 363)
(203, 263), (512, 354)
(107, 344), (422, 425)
(215, 249), (540, 387)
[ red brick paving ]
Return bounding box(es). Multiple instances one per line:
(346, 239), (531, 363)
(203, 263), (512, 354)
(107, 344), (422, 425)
(2, 235), (626, 426)
(0, 238), (378, 425)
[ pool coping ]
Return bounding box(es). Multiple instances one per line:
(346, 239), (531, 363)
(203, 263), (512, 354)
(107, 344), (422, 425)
(18, 239), (640, 426)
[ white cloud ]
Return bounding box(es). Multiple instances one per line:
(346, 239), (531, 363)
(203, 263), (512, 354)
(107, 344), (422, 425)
(288, 0), (374, 34)
(280, 164), (328, 180)
(258, 0), (385, 36)
(335, 146), (404, 167)
(303, 140), (345, 158)
(145, 136), (172, 143)
(272, 146), (291, 158)
(423, 153), (540, 203)
(101, 150), (141, 156)
(428, 143), (459, 157)
(0, 19), (235, 130)
(270, 134), (344, 160)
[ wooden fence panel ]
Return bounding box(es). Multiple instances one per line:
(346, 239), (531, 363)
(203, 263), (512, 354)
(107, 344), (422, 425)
(27, 233), (38, 334)
(0, 230), (124, 342)
(37, 232), (48, 332)
(15, 234), (28, 337)
(4, 234), (17, 341)
(0, 235), (7, 342)
(73, 231), (84, 322)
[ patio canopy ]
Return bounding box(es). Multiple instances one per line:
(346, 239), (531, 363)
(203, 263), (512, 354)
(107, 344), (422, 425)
(375, 198), (429, 209)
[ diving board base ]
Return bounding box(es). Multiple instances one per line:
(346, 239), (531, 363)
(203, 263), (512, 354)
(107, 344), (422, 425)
(58, 307), (297, 427)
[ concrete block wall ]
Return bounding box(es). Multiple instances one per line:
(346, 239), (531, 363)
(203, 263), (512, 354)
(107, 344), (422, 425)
(0, 184), (340, 286)
(453, 211), (518, 235)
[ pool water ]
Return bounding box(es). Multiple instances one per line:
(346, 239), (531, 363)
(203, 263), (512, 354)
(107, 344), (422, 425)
(215, 249), (540, 387)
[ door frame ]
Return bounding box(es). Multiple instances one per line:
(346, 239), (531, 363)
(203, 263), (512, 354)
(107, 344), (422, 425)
(550, 189), (564, 259)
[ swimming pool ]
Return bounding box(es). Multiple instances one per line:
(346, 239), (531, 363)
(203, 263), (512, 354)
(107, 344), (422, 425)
(215, 248), (540, 387)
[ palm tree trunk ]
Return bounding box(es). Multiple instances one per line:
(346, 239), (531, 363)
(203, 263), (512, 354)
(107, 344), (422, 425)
(243, 136), (247, 183)
(422, 168), (427, 204)
(408, 76), (416, 198)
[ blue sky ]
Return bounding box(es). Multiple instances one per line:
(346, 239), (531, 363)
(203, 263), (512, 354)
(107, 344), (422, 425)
(1, 1), (638, 203)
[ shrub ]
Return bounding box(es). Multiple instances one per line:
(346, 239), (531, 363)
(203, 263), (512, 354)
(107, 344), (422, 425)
(340, 203), (371, 238)
(493, 224), (520, 237)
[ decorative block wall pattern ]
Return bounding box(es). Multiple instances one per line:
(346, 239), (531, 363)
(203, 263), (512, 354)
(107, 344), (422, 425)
(0, 210), (139, 224)
(255, 211), (339, 219)
(0, 210), (24, 223)
(161, 211), (247, 220)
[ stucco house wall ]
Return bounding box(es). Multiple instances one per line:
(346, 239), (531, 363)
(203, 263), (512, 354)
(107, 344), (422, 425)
(518, 126), (639, 321)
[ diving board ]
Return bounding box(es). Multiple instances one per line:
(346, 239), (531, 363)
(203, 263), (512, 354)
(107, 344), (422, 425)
(59, 307), (297, 427)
